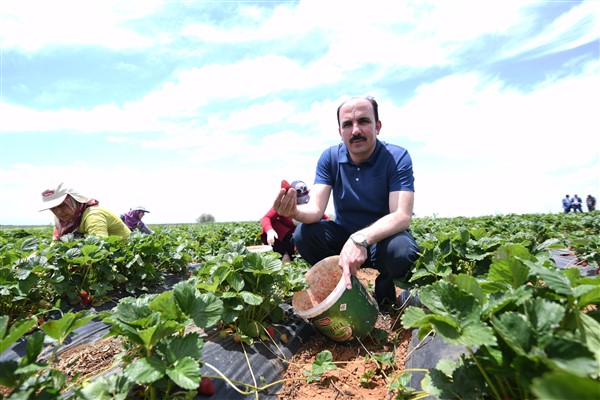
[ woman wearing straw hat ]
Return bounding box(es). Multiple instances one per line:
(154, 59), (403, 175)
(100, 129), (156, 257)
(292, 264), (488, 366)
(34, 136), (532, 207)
(120, 206), (155, 235)
(39, 182), (131, 241)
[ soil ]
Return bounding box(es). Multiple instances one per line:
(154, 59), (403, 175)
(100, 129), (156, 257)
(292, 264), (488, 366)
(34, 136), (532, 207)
(277, 267), (411, 400)
(0, 268), (411, 400)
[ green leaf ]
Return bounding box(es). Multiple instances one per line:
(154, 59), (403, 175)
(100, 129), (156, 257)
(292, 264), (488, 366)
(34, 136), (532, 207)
(41, 309), (96, 345)
(491, 312), (535, 355)
(124, 357), (166, 384)
(400, 305), (429, 329)
(20, 237), (39, 252)
(482, 285), (532, 316)
(226, 272), (245, 292)
(165, 356), (201, 390)
(137, 321), (181, 351)
(575, 285), (600, 308)
(524, 298), (565, 338)
(160, 333), (204, 364)
(78, 374), (133, 400)
(488, 245), (530, 288)
(544, 336), (597, 376)
(23, 330), (45, 365)
(453, 274), (485, 306)
(150, 291), (184, 321)
(419, 281), (481, 325)
(240, 291), (263, 305)
(108, 296), (154, 325)
(172, 280), (199, 314)
(188, 292), (224, 329)
(526, 262), (574, 296)
(418, 312), (495, 347)
(304, 350), (337, 383)
(0, 360), (18, 387)
(576, 311), (600, 373)
(0, 315), (37, 353)
(531, 371), (600, 400)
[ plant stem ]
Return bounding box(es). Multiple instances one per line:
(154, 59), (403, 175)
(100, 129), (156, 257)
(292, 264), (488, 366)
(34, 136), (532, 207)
(466, 346), (502, 400)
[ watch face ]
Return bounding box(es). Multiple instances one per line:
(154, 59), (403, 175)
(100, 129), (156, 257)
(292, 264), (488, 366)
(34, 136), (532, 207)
(352, 233), (368, 247)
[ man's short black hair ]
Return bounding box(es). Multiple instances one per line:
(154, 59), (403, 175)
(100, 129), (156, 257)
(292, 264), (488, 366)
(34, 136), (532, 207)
(336, 96), (379, 127)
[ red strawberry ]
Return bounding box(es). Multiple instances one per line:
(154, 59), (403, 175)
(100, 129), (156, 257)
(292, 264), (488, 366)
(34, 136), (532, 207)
(232, 333), (241, 343)
(80, 290), (89, 298)
(198, 377), (216, 396)
(266, 325), (275, 339)
(281, 180), (291, 190)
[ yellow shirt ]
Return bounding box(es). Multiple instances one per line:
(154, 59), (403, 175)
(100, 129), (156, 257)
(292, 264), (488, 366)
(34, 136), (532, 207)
(78, 206), (131, 240)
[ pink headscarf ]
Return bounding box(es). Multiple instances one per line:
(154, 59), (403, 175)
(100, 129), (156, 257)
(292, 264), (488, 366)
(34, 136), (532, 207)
(52, 195), (99, 241)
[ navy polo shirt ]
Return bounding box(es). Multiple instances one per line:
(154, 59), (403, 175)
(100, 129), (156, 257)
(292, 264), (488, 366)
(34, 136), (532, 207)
(314, 140), (415, 233)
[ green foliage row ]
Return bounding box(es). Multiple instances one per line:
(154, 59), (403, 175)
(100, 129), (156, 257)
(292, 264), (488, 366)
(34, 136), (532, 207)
(1, 244), (307, 399)
(0, 222), (262, 319)
(402, 243), (600, 399)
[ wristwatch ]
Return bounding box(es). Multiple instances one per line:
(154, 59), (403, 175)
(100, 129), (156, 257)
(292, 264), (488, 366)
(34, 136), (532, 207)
(350, 232), (369, 248)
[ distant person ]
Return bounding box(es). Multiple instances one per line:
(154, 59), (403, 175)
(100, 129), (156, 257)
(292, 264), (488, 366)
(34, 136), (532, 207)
(571, 194), (583, 213)
(274, 96), (420, 309)
(40, 182), (131, 241)
(121, 206), (155, 235)
(562, 195), (571, 213)
(586, 194), (596, 212)
(261, 180), (328, 262)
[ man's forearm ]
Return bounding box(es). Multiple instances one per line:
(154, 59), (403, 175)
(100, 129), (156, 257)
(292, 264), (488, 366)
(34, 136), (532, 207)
(358, 212), (412, 245)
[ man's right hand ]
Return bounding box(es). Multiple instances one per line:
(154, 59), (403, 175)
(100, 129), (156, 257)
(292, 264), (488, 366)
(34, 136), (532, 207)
(274, 188), (298, 218)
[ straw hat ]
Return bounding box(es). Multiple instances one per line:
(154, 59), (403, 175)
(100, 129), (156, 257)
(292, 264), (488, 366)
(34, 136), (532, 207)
(39, 182), (90, 211)
(131, 206), (150, 213)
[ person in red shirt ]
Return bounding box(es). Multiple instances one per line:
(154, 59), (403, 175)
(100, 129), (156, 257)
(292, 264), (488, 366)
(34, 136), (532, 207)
(261, 180), (328, 262)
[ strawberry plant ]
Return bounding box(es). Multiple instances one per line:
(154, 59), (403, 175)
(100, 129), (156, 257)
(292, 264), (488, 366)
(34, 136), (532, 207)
(191, 241), (307, 340)
(401, 244), (600, 399)
(92, 280), (224, 399)
(0, 309), (95, 399)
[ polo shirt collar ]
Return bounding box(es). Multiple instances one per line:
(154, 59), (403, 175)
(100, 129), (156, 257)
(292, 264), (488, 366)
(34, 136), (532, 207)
(339, 139), (383, 166)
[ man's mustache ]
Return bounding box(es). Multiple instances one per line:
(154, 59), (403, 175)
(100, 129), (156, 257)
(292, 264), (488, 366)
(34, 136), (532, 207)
(350, 135), (367, 143)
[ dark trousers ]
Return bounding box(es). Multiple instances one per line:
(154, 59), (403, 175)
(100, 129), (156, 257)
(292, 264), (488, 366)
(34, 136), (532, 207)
(293, 220), (420, 306)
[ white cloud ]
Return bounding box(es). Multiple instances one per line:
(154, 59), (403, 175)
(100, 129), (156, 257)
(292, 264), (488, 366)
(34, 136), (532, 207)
(1, 1), (599, 226)
(0, 0), (161, 52)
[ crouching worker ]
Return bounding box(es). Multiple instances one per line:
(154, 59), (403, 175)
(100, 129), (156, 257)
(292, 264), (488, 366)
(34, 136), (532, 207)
(261, 180), (328, 262)
(121, 206), (155, 235)
(40, 182), (131, 241)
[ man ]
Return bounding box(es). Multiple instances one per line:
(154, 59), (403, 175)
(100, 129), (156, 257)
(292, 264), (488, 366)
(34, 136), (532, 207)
(562, 195), (571, 213)
(571, 194), (583, 213)
(274, 96), (419, 308)
(586, 194), (596, 212)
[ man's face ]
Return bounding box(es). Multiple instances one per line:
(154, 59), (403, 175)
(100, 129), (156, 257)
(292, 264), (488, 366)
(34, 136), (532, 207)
(338, 98), (381, 163)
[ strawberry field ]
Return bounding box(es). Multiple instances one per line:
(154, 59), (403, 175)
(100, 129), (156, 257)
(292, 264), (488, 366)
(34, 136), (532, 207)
(1, 212), (599, 399)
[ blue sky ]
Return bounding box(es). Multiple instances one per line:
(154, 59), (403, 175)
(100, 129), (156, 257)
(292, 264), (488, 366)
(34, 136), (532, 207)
(1, 0), (599, 226)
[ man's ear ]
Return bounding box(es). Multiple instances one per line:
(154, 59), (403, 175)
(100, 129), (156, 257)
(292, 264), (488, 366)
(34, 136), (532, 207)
(376, 120), (382, 134)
